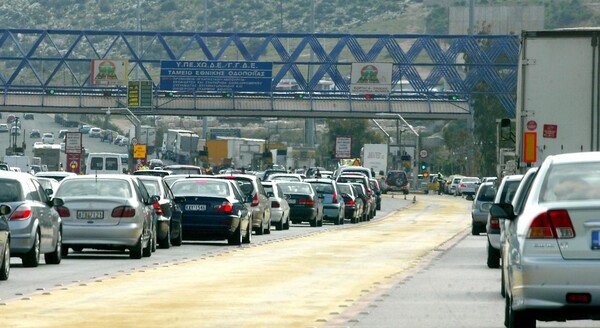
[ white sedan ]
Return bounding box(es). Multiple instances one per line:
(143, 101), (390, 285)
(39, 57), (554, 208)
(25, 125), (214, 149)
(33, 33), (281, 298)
(42, 132), (55, 144)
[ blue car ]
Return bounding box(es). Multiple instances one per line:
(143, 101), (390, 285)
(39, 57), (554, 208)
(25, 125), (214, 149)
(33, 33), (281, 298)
(170, 178), (251, 245)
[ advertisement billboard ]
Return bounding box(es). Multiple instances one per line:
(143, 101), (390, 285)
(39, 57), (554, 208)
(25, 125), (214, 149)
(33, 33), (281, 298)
(350, 62), (393, 95)
(91, 59), (129, 86)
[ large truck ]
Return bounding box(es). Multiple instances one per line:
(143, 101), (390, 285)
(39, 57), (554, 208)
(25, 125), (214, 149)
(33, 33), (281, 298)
(3, 155), (30, 172)
(162, 129), (200, 164)
(513, 29), (600, 172)
(129, 124), (157, 154)
(33, 144), (62, 171)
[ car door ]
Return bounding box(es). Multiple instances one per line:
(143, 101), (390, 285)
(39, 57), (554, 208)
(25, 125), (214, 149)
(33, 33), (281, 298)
(25, 178), (54, 252)
(163, 180), (182, 226)
(276, 184), (290, 220)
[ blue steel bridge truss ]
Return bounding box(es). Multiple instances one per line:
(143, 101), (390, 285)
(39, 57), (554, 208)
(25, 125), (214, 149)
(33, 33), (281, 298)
(0, 29), (519, 117)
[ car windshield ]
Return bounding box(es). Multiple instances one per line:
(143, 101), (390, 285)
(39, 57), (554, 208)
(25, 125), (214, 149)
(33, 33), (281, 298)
(56, 179), (132, 198)
(171, 179), (230, 197)
(540, 163), (600, 202)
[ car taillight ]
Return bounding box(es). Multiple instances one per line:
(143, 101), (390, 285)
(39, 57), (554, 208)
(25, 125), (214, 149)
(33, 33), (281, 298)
(152, 202), (163, 216)
(298, 198), (314, 206)
(112, 206), (136, 218)
(345, 198), (355, 206)
(489, 217), (500, 229)
(214, 201), (233, 213)
(332, 193), (338, 204)
(528, 210), (575, 239)
(55, 206), (70, 218)
(271, 201), (280, 208)
(10, 205), (32, 221)
(251, 193), (259, 207)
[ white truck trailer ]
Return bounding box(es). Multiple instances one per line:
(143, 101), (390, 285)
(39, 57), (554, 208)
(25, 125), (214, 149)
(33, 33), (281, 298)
(515, 29), (600, 171)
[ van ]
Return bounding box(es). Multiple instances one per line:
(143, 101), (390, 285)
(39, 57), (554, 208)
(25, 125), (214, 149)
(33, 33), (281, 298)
(85, 152), (124, 175)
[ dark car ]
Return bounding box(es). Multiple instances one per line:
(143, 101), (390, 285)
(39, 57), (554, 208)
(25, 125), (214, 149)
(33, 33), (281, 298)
(262, 168), (287, 181)
(383, 170), (409, 195)
(138, 176), (183, 248)
(170, 178), (251, 245)
(0, 204), (11, 280)
(214, 174), (271, 235)
(337, 182), (364, 224)
(29, 129), (41, 138)
(336, 174), (375, 220)
(278, 181), (323, 227)
(351, 183), (372, 221)
(0, 171), (63, 267)
(23, 113), (34, 120)
(148, 159), (164, 170)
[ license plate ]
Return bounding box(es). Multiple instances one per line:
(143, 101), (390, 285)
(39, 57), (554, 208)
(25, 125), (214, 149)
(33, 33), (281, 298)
(287, 199), (296, 204)
(186, 204), (206, 211)
(592, 231), (600, 250)
(77, 210), (104, 220)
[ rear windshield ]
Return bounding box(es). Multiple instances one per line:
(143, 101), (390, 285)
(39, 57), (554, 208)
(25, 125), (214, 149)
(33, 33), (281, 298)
(338, 184), (352, 195)
(309, 182), (334, 194)
(477, 185), (496, 202)
(90, 157), (120, 171)
(0, 179), (23, 202)
(171, 180), (230, 197)
(57, 179), (131, 198)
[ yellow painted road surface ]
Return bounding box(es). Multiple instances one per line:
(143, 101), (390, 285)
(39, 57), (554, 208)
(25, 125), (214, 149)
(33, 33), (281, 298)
(0, 196), (471, 328)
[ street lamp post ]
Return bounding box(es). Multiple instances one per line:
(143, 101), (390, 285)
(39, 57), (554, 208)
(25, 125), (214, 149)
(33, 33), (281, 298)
(376, 113), (420, 191)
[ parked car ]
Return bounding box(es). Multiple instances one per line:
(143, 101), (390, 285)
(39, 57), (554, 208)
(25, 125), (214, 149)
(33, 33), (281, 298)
(0, 171), (63, 267)
(278, 181), (323, 227)
(0, 204), (11, 280)
(492, 152), (600, 327)
(305, 178), (345, 225)
(382, 170), (409, 194)
(29, 129), (41, 138)
(485, 174), (522, 269)
(0, 123), (8, 133)
(53, 175), (155, 259)
(351, 183), (372, 221)
(137, 176), (183, 248)
(170, 177), (251, 245)
(41, 132), (55, 144)
(470, 181), (496, 235)
(261, 181), (290, 230)
(118, 137), (129, 147)
(456, 176), (481, 197)
(23, 113), (34, 120)
(88, 127), (102, 138)
(214, 174), (271, 235)
(79, 125), (91, 134)
(337, 182), (364, 224)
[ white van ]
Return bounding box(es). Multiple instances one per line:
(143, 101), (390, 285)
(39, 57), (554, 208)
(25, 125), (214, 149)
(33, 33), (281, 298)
(85, 152), (124, 175)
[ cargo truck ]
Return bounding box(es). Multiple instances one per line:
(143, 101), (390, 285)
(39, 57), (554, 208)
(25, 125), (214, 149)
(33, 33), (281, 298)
(33, 144), (62, 171)
(162, 129), (200, 164)
(513, 29), (600, 171)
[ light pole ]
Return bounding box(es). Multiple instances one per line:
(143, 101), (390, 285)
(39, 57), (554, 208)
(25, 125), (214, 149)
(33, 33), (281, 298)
(376, 113), (420, 191)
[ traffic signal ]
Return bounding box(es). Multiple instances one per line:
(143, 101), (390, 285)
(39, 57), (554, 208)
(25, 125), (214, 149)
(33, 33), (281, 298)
(294, 93), (305, 99)
(165, 91), (174, 97)
(222, 92), (233, 98)
(365, 94), (374, 100)
(46, 88), (56, 95)
(448, 94), (458, 101)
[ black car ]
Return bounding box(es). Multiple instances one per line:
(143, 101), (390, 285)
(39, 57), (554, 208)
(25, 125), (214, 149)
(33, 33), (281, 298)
(0, 204), (10, 280)
(369, 178), (382, 211)
(148, 159), (164, 170)
(383, 170), (409, 195)
(138, 176), (183, 248)
(170, 178), (251, 245)
(337, 182), (364, 224)
(278, 181), (323, 227)
(23, 113), (34, 120)
(29, 129), (41, 138)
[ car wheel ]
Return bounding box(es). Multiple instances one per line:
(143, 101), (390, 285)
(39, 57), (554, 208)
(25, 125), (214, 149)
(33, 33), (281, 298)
(171, 222), (183, 246)
(159, 227), (171, 249)
(0, 240), (9, 281)
(255, 215), (264, 235)
(22, 230), (41, 267)
(264, 218), (271, 234)
(334, 215), (340, 225)
(501, 266), (506, 298)
(276, 219), (284, 231)
(284, 214), (290, 230)
(44, 228), (62, 265)
(471, 224), (480, 236)
(130, 237), (143, 259)
(72, 246), (83, 252)
(143, 234), (152, 258)
(228, 225), (242, 245)
(61, 246), (69, 257)
(310, 216), (318, 227)
(351, 216), (357, 224)
(487, 240), (500, 269)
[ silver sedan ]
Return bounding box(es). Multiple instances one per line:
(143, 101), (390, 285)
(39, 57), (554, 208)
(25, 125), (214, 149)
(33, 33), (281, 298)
(492, 152), (600, 327)
(53, 175), (156, 259)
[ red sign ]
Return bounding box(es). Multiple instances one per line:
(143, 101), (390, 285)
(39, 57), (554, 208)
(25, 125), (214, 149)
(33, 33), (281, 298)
(66, 153), (81, 174)
(526, 120), (537, 130)
(543, 124), (558, 138)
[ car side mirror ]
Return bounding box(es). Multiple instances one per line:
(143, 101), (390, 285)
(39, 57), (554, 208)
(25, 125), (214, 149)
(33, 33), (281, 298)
(153, 194), (162, 201)
(0, 204), (12, 215)
(490, 203), (515, 220)
(51, 198), (64, 207)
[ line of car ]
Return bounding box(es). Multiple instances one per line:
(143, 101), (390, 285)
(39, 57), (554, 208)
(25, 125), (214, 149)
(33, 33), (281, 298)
(0, 165), (384, 282)
(469, 151), (600, 327)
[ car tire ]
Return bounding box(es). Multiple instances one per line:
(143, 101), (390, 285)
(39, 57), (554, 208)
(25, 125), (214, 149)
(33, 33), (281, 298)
(0, 240), (10, 281)
(171, 222), (183, 246)
(334, 215), (340, 225)
(255, 214), (264, 235)
(151, 228), (157, 252)
(264, 218), (271, 234)
(276, 219), (284, 231)
(143, 234), (152, 258)
(159, 227), (171, 249)
(487, 240), (501, 269)
(501, 267), (506, 298)
(310, 216), (318, 227)
(22, 230), (41, 268)
(130, 237), (143, 259)
(61, 246), (69, 257)
(471, 224), (480, 236)
(44, 228), (62, 265)
(284, 215), (290, 230)
(228, 225), (242, 245)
